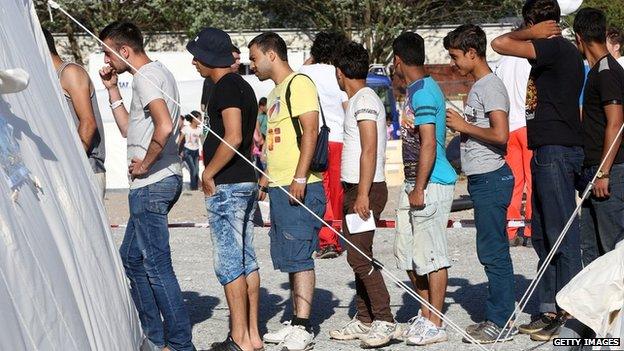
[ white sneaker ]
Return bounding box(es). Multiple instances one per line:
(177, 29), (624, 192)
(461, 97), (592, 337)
(400, 315), (426, 341)
(360, 320), (397, 348)
(263, 320), (295, 344)
(329, 317), (371, 340)
(281, 325), (313, 351)
(406, 319), (448, 346)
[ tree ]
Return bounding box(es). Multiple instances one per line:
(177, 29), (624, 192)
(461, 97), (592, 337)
(579, 0), (624, 30)
(263, 0), (524, 64)
(35, 0), (268, 63)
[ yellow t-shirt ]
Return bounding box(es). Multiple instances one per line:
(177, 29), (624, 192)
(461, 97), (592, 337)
(266, 73), (323, 187)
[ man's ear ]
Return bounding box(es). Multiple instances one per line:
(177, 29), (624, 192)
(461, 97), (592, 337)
(467, 48), (477, 60)
(267, 50), (276, 62)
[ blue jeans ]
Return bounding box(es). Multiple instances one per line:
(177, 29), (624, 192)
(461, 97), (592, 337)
(531, 145), (584, 314)
(268, 182), (325, 273)
(468, 164), (515, 328)
(119, 175), (193, 351)
(579, 163), (624, 266)
(205, 182), (259, 285)
(182, 148), (199, 190)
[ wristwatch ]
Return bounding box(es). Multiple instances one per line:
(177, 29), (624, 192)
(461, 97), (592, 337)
(596, 170), (610, 179)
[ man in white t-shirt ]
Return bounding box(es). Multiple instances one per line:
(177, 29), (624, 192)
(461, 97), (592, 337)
(494, 55), (533, 244)
(607, 27), (624, 68)
(328, 41), (397, 348)
(299, 31), (349, 259)
(98, 21), (192, 351)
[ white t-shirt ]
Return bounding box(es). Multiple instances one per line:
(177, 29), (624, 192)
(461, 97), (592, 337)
(181, 125), (202, 151)
(298, 64), (348, 142)
(617, 56), (624, 68)
(128, 61), (182, 189)
(341, 87), (387, 183)
(493, 55), (531, 132)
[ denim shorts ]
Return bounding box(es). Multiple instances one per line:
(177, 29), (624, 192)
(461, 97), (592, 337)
(395, 182), (454, 275)
(205, 182), (259, 285)
(268, 182), (326, 273)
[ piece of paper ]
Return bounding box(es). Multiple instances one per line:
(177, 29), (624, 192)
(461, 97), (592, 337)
(345, 211), (376, 234)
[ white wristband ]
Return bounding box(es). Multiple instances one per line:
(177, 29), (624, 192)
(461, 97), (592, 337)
(293, 177), (307, 184)
(110, 99), (123, 109)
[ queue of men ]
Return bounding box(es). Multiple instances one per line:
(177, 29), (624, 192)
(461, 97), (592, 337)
(42, 0), (624, 349)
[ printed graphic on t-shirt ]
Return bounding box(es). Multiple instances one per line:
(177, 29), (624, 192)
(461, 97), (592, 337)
(525, 76), (537, 120)
(268, 99), (280, 120)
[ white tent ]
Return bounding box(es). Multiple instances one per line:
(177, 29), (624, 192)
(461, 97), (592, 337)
(0, 0), (143, 349)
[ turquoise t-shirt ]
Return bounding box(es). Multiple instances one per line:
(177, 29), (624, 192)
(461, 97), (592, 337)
(404, 76), (457, 185)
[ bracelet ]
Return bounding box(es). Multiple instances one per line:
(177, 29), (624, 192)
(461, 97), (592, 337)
(293, 177), (307, 184)
(258, 185), (269, 193)
(110, 99), (123, 109)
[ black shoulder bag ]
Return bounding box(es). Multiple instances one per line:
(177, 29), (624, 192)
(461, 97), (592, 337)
(284, 73), (330, 172)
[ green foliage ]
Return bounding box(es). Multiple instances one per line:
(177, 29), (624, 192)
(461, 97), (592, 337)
(35, 0), (524, 63)
(580, 0), (624, 30)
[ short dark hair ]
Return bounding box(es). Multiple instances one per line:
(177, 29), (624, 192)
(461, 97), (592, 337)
(607, 27), (624, 50)
(99, 21), (144, 52)
(231, 45), (240, 54)
(392, 32), (425, 66)
(190, 110), (202, 119)
(248, 32), (288, 61)
(42, 27), (58, 56)
(573, 8), (606, 44)
(258, 97), (267, 106)
(522, 0), (561, 25)
(333, 41), (369, 80)
(310, 31), (348, 64)
(443, 24), (487, 57)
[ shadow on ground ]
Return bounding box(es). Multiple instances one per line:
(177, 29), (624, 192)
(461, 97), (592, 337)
(183, 291), (220, 327)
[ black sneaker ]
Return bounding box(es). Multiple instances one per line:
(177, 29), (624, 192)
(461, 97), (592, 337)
(530, 312), (567, 341)
(210, 335), (243, 351)
(518, 314), (556, 335)
(462, 321), (513, 344)
(316, 245), (340, 259)
(509, 236), (523, 247)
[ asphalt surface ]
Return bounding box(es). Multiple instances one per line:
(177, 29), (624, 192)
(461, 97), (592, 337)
(105, 185), (551, 351)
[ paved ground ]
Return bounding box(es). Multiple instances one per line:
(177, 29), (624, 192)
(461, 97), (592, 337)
(105, 183), (551, 351)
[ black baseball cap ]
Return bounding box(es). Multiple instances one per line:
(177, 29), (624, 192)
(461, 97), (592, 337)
(186, 28), (234, 68)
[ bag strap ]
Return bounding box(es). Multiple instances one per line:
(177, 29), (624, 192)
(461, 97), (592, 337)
(285, 73), (327, 148)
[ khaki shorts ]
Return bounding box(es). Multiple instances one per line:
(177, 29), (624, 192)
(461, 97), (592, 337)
(394, 182), (454, 275)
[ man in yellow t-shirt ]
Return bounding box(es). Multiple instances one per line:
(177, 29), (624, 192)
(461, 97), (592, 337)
(249, 32), (326, 351)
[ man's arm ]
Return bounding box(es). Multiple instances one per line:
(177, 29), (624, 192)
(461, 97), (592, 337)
(447, 109), (509, 145)
(202, 108), (243, 195)
(129, 99), (172, 178)
(290, 110), (319, 202)
(593, 103), (624, 198)
(353, 120), (377, 220)
(61, 66), (97, 151)
(99, 66), (129, 137)
(491, 20), (561, 59)
(410, 124), (436, 209)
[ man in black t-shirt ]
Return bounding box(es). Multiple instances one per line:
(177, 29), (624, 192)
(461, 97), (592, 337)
(200, 45), (242, 112)
(492, 0), (584, 341)
(573, 9), (624, 265)
(187, 28), (262, 351)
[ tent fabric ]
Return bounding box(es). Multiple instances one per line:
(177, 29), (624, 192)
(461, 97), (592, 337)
(0, 0), (143, 349)
(557, 241), (624, 342)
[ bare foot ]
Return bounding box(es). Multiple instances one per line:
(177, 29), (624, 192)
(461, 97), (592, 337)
(251, 336), (264, 350)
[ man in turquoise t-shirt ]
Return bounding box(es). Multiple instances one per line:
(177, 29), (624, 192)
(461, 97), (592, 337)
(393, 31), (457, 346)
